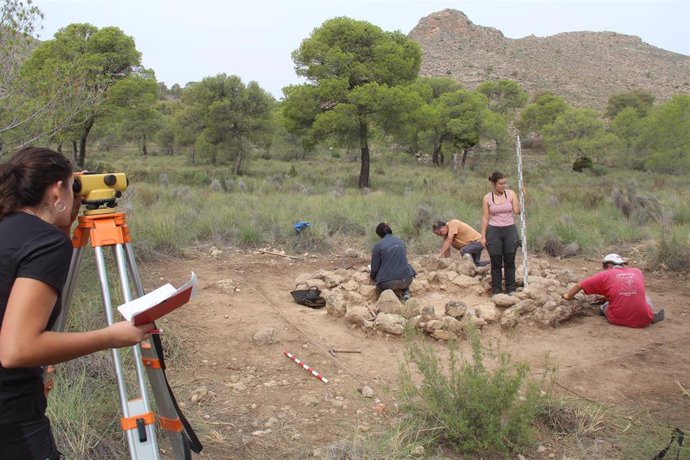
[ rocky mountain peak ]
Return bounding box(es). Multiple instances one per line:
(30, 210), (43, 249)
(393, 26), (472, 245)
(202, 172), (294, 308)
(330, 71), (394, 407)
(409, 10), (690, 109)
(412, 9), (504, 42)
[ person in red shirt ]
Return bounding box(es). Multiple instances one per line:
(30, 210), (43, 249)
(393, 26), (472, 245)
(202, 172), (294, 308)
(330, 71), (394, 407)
(562, 253), (664, 328)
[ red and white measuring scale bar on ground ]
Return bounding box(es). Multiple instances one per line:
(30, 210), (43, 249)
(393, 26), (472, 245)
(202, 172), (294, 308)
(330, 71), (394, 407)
(283, 351), (329, 384)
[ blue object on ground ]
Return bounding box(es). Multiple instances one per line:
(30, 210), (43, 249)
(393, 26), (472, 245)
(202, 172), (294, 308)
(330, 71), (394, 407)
(294, 220), (311, 234)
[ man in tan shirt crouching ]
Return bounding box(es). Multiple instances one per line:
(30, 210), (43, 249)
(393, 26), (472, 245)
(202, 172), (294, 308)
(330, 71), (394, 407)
(432, 220), (489, 267)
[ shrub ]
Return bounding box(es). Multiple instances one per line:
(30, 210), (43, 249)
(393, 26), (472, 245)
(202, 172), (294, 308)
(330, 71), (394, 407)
(324, 212), (366, 237)
(412, 206), (432, 235)
(573, 156), (593, 172)
(288, 231), (332, 253)
(398, 328), (549, 455)
(649, 223), (690, 271)
(612, 180), (663, 225)
(237, 224), (265, 247)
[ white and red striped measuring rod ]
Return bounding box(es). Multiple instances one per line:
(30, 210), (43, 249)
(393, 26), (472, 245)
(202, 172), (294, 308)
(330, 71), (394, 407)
(283, 351), (329, 384)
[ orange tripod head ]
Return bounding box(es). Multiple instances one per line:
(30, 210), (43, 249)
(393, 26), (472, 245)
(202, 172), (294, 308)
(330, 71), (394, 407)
(73, 172), (128, 215)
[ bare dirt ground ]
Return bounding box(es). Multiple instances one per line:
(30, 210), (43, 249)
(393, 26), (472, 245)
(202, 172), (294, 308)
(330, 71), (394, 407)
(143, 248), (690, 460)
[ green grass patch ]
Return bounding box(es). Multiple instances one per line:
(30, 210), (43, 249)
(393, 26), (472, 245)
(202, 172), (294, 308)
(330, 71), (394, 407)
(84, 147), (690, 270)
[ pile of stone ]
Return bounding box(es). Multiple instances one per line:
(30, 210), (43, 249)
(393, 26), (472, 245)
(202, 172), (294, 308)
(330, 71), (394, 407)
(293, 255), (594, 340)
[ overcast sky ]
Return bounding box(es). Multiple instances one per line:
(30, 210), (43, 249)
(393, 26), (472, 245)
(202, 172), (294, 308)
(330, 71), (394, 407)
(34, 0), (690, 99)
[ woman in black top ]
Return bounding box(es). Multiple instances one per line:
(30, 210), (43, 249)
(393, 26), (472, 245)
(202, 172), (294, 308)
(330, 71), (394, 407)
(0, 147), (153, 459)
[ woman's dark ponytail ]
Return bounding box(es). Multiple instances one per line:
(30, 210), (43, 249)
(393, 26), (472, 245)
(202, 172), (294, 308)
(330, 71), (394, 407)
(0, 147), (73, 221)
(488, 170), (506, 183)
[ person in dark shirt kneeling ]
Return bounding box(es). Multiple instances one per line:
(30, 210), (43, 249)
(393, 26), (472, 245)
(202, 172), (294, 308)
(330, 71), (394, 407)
(370, 223), (416, 301)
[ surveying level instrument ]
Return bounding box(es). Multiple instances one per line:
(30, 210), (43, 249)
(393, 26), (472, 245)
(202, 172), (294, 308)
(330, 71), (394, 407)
(45, 173), (202, 459)
(72, 172), (129, 214)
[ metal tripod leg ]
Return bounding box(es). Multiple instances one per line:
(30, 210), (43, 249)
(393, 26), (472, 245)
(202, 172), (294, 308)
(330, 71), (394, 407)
(124, 243), (192, 460)
(47, 212), (199, 459)
(100, 244), (159, 459)
(49, 244), (160, 459)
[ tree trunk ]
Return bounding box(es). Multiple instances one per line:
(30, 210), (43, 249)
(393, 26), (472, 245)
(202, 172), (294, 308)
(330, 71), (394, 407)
(358, 118), (370, 188)
(432, 140), (442, 166)
(77, 117), (95, 168)
(142, 133), (148, 155)
(461, 147), (470, 166)
(233, 148), (243, 175)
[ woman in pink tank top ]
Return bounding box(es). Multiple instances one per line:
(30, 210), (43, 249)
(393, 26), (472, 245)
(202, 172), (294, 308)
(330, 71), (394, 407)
(481, 171), (521, 295)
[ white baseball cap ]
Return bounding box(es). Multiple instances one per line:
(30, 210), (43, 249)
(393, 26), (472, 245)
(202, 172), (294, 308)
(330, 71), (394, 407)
(602, 253), (625, 265)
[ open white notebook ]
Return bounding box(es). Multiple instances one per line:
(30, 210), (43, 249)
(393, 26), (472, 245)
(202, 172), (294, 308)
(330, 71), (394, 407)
(117, 272), (198, 325)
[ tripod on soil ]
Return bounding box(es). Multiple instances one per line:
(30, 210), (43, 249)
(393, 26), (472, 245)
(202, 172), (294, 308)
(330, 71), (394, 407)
(44, 208), (201, 459)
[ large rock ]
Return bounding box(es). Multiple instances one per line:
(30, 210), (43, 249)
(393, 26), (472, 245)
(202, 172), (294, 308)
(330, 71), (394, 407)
(326, 290), (347, 317)
(451, 274), (481, 289)
(344, 247), (361, 258)
(492, 293), (518, 308)
(511, 290), (528, 300)
(212, 279), (237, 294)
(555, 269), (578, 285)
(407, 315), (424, 330)
(516, 298), (537, 313)
(419, 255), (452, 271)
(542, 300), (558, 311)
(432, 329), (457, 341)
(471, 302), (500, 322)
(425, 271), (442, 284)
(344, 290), (363, 304)
(419, 304), (436, 320)
(444, 301), (467, 319)
(374, 313), (406, 335)
(375, 289), (403, 315)
(500, 306), (521, 329)
(438, 270), (457, 283)
(541, 303), (585, 326)
(522, 285), (548, 300)
(345, 306), (373, 326)
(461, 311), (487, 330)
(440, 316), (464, 334)
(411, 278), (430, 293)
(341, 280), (359, 291)
(424, 319), (442, 333)
(529, 276), (560, 288)
(454, 258), (477, 276)
(323, 272), (344, 288)
(359, 284), (378, 300)
(400, 298), (422, 319)
(252, 327), (279, 345)
(352, 272), (372, 284)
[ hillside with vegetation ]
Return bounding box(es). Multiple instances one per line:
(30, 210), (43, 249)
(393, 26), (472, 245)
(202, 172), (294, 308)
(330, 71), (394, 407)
(409, 9), (690, 109)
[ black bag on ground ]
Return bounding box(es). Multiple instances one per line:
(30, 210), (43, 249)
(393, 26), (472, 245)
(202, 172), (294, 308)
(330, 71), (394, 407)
(290, 287), (326, 308)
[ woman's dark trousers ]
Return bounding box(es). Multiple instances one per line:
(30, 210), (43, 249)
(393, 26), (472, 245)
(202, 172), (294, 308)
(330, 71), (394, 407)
(486, 225), (519, 294)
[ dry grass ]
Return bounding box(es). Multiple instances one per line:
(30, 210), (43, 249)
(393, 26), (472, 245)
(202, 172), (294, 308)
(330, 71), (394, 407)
(538, 398), (608, 438)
